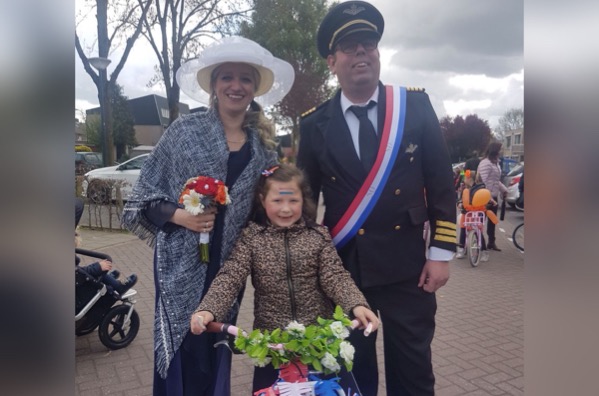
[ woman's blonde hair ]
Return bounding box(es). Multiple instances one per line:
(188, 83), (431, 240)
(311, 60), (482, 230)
(209, 63), (277, 150)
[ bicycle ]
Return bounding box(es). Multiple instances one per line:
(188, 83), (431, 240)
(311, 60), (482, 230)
(205, 319), (372, 396)
(512, 222), (524, 252)
(462, 210), (487, 267)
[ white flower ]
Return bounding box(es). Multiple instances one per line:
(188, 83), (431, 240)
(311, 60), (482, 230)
(251, 356), (272, 368)
(182, 190), (205, 215)
(329, 321), (349, 339)
(321, 352), (341, 372)
(285, 321), (306, 336)
(339, 341), (355, 363)
(225, 187), (232, 205)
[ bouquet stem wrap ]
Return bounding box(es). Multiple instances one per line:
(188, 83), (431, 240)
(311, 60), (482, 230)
(199, 232), (210, 263)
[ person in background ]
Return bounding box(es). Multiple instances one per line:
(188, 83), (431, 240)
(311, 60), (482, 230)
(297, 2), (456, 394)
(122, 36), (294, 396)
(476, 142), (508, 251)
(191, 163), (379, 392)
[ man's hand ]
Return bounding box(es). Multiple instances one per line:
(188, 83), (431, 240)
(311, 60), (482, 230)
(418, 260), (450, 293)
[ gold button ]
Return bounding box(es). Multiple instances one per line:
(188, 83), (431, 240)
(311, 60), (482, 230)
(331, 176), (336, 182)
(358, 228), (365, 235)
(395, 189), (401, 195)
(394, 225), (401, 230)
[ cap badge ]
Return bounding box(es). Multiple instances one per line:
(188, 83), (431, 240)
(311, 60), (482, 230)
(343, 4), (365, 16)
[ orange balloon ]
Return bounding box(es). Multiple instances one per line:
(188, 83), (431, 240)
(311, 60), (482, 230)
(471, 188), (491, 207)
(486, 210), (499, 224)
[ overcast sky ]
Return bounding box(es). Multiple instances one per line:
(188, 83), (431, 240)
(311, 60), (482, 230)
(75, 0), (523, 129)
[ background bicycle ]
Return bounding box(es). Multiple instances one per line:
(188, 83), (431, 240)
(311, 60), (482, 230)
(512, 222), (524, 252)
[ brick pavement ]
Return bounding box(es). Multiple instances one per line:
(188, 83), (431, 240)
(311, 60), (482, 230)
(75, 212), (523, 396)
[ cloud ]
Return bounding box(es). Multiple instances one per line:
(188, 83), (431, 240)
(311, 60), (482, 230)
(371, 0), (523, 127)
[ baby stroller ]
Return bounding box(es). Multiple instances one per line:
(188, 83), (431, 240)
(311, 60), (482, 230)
(75, 247), (140, 349)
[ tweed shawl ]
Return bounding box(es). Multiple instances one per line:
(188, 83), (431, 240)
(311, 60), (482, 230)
(122, 108), (277, 378)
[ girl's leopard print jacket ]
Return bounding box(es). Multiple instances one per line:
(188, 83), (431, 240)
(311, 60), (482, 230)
(197, 220), (369, 331)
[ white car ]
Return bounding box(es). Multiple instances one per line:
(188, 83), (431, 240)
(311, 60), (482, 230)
(503, 162), (523, 207)
(82, 154), (148, 203)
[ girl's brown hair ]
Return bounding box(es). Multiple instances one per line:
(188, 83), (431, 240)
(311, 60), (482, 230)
(251, 163), (317, 226)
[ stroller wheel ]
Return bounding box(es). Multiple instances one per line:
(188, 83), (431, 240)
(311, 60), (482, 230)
(75, 317), (99, 336)
(98, 305), (140, 350)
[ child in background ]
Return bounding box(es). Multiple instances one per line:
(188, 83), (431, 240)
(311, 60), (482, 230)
(75, 197), (137, 295)
(190, 163), (379, 392)
(455, 170), (498, 262)
(75, 230), (138, 295)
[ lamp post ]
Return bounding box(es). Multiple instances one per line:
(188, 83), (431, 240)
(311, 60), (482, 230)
(89, 56), (112, 167)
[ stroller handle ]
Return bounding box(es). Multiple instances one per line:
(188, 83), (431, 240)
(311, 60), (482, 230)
(76, 248), (112, 262)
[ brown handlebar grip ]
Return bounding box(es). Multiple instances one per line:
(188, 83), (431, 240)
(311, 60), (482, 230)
(206, 322), (225, 333)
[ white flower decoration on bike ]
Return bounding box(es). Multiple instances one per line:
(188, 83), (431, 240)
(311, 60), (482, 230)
(339, 341), (355, 363)
(329, 321), (350, 339)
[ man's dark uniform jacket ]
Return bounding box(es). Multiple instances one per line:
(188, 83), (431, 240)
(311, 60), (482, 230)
(297, 82), (456, 289)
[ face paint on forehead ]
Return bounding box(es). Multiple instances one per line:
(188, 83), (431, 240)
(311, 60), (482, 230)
(278, 190), (294, 195)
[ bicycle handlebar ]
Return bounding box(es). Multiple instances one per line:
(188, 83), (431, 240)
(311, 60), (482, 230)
(205, 319), (373, 338)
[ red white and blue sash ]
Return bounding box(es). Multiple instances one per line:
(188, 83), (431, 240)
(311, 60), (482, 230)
(331, 85), (407, 248)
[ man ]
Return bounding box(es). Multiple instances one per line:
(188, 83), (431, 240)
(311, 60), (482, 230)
(297, 2), (456, 395)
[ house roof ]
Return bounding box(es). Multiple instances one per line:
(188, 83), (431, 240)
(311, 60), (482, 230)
(86, 94), (190, 127)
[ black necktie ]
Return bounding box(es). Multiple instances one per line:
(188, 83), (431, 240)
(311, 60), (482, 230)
(349, 101), (378, 170)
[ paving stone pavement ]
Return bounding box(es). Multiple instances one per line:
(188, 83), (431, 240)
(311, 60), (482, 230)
(75, 214), (523, 396)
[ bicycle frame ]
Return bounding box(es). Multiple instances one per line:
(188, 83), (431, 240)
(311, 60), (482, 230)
(463, 211), (486, 267)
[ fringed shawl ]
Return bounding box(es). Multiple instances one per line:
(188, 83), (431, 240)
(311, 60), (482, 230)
(122, 108), (276, 378)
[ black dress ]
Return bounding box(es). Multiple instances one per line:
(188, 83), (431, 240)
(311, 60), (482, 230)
(146, 142), (251, 396)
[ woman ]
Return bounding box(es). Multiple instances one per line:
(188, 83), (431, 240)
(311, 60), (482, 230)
(122, 36), (294, 396)
(476, 142), (508, 251)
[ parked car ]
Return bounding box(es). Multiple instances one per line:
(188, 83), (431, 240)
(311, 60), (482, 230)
(76, 152), (103, 175)
(82, 154), (148, 203)
(503, 162), (523, 207)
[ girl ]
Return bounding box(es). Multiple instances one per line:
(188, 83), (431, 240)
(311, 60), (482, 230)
(190, 163), (379, 392)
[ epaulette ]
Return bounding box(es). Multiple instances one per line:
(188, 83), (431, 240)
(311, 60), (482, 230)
(407, 87), (426, 92)
(301, 107), (317, 118)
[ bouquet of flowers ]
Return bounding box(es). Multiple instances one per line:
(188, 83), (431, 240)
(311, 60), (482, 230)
(179, 176), (231, 263)
(233, 306), (356, 375)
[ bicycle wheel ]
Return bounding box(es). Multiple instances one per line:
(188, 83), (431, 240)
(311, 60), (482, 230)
(512, 223), (524, 252)
(467, 230), (481, 267)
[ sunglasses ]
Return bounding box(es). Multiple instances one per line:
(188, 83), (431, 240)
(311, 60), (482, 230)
(336, 39), (378, 54)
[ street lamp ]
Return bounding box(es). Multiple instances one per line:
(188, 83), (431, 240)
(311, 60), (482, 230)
(89, 56), (112, 167)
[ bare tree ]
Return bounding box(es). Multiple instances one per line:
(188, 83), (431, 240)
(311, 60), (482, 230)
(139, 0), (252, 123)
(76, 0), (152, 165)
(494, 107), (524, 139)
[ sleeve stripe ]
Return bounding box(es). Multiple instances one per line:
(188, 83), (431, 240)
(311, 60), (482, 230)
(434, 235), (457, 243)
(436, 228), (457, 237)
(436, 220), (457, 230)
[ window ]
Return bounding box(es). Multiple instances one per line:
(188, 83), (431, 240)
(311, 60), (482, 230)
(514, 134), (521, 144)
(161, 108), (170, 119)
(506, 136), (511, 147)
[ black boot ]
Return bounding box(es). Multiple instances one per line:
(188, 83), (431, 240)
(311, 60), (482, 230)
(117, 274), (137, 294)
(107, 269), (120, 279)
(488, 243), (502, 251)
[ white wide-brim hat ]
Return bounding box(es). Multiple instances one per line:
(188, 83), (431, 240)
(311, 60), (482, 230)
(176, 36), (295, 108)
